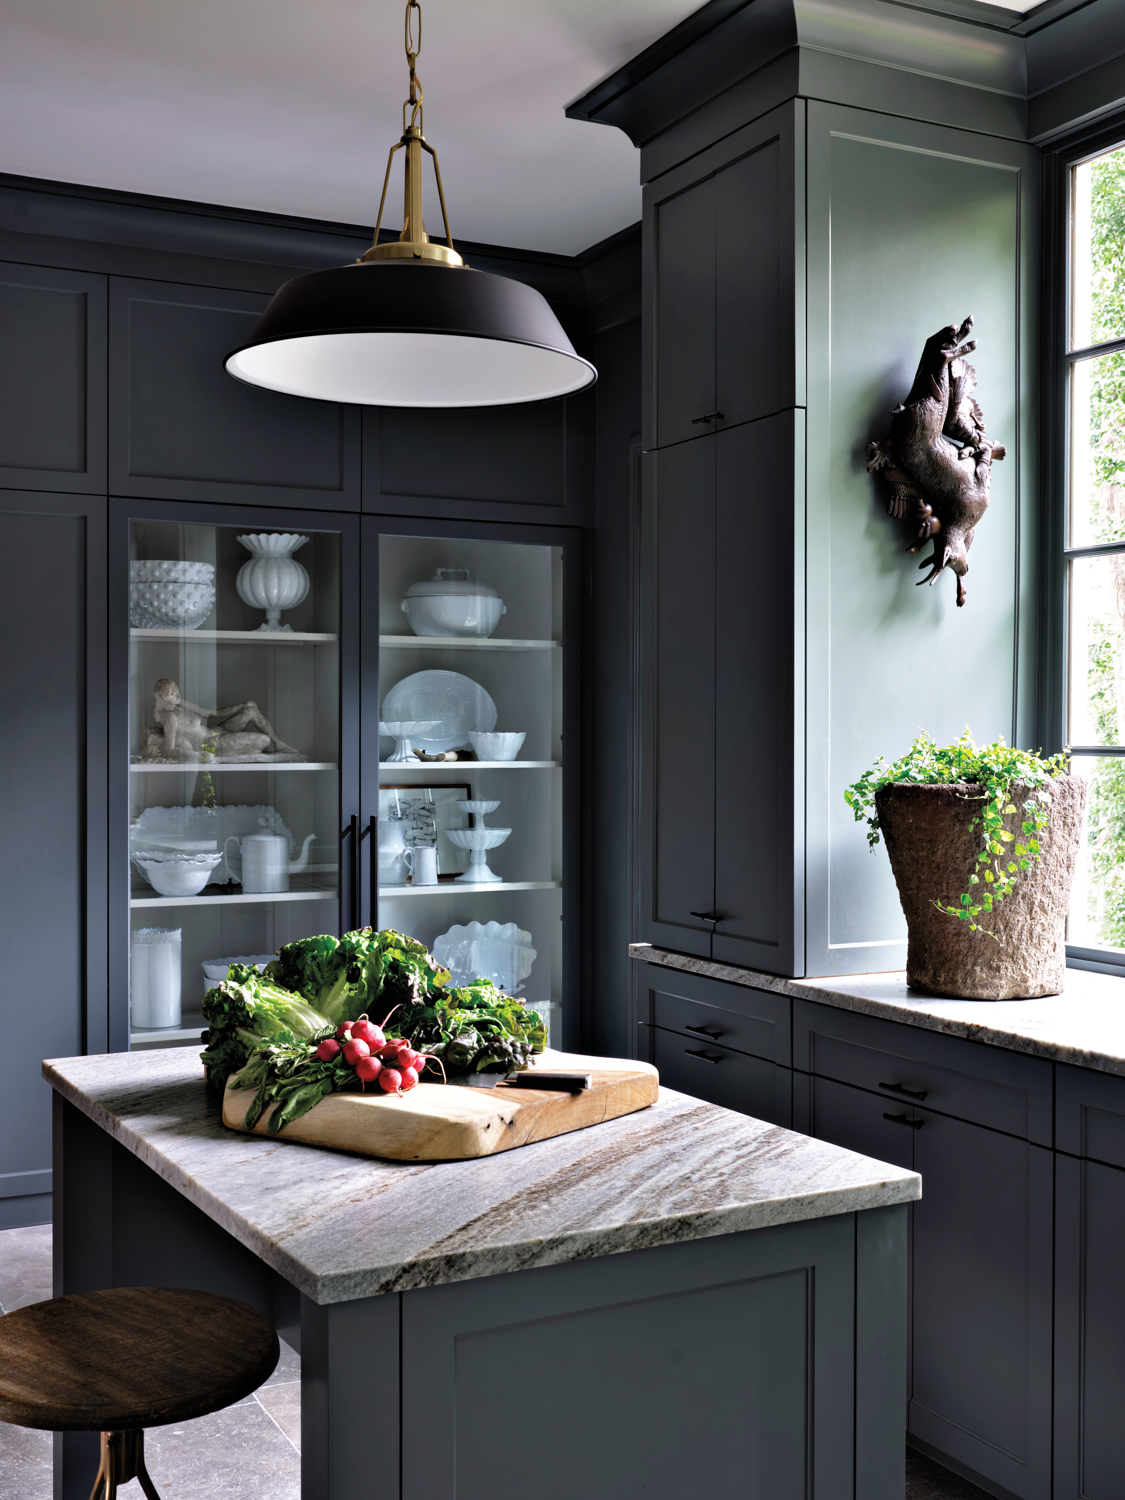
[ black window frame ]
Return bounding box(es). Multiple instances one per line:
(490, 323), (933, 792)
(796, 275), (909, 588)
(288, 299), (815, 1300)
(1042, 110), (1125, 975)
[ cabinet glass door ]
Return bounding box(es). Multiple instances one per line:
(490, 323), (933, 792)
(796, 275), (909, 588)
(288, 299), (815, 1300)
(127, 518), (341, 1046)
(377, 534), (563, 1044)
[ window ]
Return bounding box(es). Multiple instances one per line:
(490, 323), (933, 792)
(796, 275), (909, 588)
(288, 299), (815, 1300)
(1064, 141), (1125, 958)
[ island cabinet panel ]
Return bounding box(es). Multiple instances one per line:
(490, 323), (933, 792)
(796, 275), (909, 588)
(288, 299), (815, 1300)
(794, 1064), (1054, 1500)
(639, 413), (803, 972)
(0, 263), (107, 493)
(1054, 1153), (1125, 1500)
(644, 101), (801, 449)
(362, 393), (592, 526)
(401, 1215), (863, 1500)
(792, 1000), (1052, 1145)
(108, 278), (360, 510)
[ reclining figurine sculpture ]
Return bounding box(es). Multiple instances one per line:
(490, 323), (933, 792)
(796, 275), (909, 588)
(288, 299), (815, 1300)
(138, 677), (303, 762)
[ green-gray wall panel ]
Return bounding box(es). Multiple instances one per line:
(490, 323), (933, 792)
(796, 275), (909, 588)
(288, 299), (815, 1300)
(805, 103), (1039, 976)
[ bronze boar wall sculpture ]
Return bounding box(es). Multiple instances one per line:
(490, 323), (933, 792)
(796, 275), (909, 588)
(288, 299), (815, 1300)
(866, 316), (1005, 608)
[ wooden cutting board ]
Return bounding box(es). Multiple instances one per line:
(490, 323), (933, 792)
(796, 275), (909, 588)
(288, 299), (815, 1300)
(221, 1049), (659, 1161)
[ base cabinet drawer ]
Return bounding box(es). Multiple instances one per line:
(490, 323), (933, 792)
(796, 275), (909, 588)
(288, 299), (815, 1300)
(795, 1069), (1053, 1500)
(637, 964), (791, 1065)
(642, 1024), (791, 1126)
(1054, 1153), (1125, 1499)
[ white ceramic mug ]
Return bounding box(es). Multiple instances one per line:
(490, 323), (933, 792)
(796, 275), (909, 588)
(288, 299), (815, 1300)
(405, 845), (439, 885)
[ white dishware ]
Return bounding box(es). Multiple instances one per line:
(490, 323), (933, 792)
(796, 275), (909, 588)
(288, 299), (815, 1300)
(377, 818), (411, 885)
(131, 927), (182, 1029)
(382, 670), (497, 753)
(129, 561), (216, 629)
(433, 920), (536, 994)
(467, 731), (526, 762)
(201, 954), (276, 986)
(379, 720), (440, 764)
(458, 799), (500, 822)
(224, 823), (316, 892)
(131, 805), (294, 885)
(236, 533), (310, 631)
(404, 845), (440, 885)
(400, 569), (507, 638)
(443, 826), (511, 883)
(133, 850), (223, 898)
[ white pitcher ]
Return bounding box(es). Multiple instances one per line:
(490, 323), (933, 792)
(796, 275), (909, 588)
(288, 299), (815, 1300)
(377, 819), (410, 886)
(224, 830), (316, 893)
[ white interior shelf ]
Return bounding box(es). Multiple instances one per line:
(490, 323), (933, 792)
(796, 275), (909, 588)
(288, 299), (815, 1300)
(379, 760), (559, 770)
(131, 629), (337, 644)
(130, 886), (336, 909)
(131, 1014), (206, 1045)
(379, 636), (559, 651)
(378, 881), (560, 896)
(131, 762), (338, 773)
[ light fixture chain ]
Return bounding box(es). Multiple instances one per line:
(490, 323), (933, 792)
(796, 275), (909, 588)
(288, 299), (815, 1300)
(404, 0), (423, 133)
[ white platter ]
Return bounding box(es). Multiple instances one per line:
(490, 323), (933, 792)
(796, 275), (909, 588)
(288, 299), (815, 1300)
(433, 920), (537, 995)
(381, 670), (497, 753)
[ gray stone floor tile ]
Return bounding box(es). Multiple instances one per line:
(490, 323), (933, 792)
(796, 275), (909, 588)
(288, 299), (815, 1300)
(0, 1422), (51, 1500)
(255, 1381), (301, 1452)
(144, 1401), (300, 1497)
(906, 1447), (996, 1499)
(0, 1223), (52, 1312)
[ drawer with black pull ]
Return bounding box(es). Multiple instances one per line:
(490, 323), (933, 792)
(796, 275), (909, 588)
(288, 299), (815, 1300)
(641, 1023), (792, 1126)
(638, 966), (791, 1066)
(793, 999), (1051, 1145)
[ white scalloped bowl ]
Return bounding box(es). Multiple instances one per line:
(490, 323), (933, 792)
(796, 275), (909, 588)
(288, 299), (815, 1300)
(134, 850), (223, 897)
(130, 579), (216, 629)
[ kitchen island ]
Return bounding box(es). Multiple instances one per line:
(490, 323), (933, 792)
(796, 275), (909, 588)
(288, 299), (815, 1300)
(45, 1046), (919, 1500)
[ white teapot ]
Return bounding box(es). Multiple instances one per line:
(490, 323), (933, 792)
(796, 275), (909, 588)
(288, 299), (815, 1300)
(224, 823), (316, 893)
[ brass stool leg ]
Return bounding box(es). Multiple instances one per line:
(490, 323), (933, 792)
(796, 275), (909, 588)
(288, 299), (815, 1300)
(88, 1429), (163, 1500)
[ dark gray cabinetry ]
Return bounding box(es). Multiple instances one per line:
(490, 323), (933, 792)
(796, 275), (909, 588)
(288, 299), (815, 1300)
(0, 492), (106, 1229)
(109, 278), (360, 510)
(362, 395), (593, 526)
(636, 967), (791, 1126)
(1054, 1066), (1125, 1500)
(643, 103), (801, 450)
(793, 1001), (1053, 1500)
(0, 263), (107, 493)
(640, 413), (802, 971)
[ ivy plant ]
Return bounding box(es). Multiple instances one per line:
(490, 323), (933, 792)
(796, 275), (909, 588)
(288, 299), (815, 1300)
(845, 730), (1069, 935)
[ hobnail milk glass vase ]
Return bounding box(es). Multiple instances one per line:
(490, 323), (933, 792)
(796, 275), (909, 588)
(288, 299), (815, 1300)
(236, 534), (310, 632)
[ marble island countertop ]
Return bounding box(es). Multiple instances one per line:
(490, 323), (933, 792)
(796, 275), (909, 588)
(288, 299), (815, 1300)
(631, 944), (1125, 1075)
(44, 1046), (919, 1306)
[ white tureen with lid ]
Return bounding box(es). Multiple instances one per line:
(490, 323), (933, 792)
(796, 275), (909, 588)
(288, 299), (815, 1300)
(400, 569), (507, 639)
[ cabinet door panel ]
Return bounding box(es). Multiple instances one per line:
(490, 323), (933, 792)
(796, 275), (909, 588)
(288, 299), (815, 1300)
(0, 263), (106, 493)
(639, 964), (790, 1065)
(109, 278), (360, 509)
(1056, 1063), (1125, 1167)
(712, 414), (800, 973)
(652, 174), (716, 448)
(714, 139), (784, 428)
(643, 1025), (791, 1126)
(910, 1112), (1052, 1500)
(1055, 1154), (1125, 1500)
(639, 440), (715, 956)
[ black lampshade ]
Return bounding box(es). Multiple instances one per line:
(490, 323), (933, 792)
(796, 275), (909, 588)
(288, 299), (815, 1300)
(225, 259), (596, 407)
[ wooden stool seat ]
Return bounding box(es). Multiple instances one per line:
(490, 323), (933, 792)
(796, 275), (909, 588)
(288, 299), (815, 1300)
(0, 1286), (279, 1499)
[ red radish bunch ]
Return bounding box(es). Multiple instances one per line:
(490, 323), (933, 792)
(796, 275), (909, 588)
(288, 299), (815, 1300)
(327, 1014), (442, 1095)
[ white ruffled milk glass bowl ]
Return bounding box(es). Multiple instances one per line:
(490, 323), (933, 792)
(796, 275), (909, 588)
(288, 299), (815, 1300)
(133, 850), (223, 898)
(129, 561), (216, 629)
(468, 731), (526, 762)
(400, 569), (507, 638)
(236, 534), (310, 631)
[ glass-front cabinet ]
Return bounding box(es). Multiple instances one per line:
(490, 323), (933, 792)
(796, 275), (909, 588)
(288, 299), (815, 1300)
(118, 505), (354, 1049)
(112, 504), (575, 1054)
(376, 531), (566, 1046)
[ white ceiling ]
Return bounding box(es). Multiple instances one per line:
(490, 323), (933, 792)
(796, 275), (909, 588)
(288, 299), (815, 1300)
(0, 0), (711, 257)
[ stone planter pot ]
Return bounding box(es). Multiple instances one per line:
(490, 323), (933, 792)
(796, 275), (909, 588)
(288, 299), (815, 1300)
(874, 775), (1087, 999)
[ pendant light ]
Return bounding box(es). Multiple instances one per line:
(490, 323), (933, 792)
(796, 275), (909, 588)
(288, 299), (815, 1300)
(225, 1), (596, 407)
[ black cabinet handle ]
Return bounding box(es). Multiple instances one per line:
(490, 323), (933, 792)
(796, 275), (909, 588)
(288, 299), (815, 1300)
(882, 1112), (924, 1129)
(684, 1023), (724, 1038)
(341, 815), (360, 932)
(879, 1081), (928, 1101)
(691, 411), (725, 425)
(685, 1048), (725, 1064)
(690, 910), (723, 926)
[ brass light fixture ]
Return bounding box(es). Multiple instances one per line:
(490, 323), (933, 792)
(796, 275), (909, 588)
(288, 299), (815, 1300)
(225, 1), (596, 407)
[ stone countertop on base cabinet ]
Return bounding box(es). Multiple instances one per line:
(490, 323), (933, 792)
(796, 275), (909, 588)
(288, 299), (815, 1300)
(43, 1047), (919, 1306)
(631, 944), (1125, 1076)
